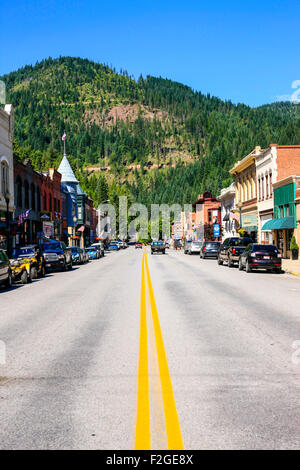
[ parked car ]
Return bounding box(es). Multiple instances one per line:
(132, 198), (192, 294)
(188, 241), (203, 255)
(91, 242), (105, 257)
(151, 240), (166, 255)
(135, 242), (143, 249)
(217, 237), (253, 267)
(200, 241), (221, 259)
(0, 249), (12, 288)
(239, 243), (282, 273)
(42, 241), (72, 272)
(108, 243), (120, 251)
(86, 246), (99, 260)
(183, 240), (192, 254)
(70, 246), (85, 265)
(82, 248), (89, 263)
(10, 245), (46, 283)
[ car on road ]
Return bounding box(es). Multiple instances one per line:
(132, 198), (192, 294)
(42, 241), (72, 272)
(239, 243), (282, 273)
(183, 240), (192, 254)
(217, 237), (253, 267)
(135, 242), (143, 249)
(91, 242), (105, 257)
(108, 243), (120, 251)
(70, 246), (87, 265)
(200, 241), (221, 259)
(151, 240), (166, 255)
(0, 249), (12, 288)
(86, 246), (99, 260)
(10, 245), (46, 283)
(188, 241), (203, 255)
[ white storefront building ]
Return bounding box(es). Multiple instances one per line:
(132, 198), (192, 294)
(217, 183), (237, 241)
(0, 104), (14, 251)
(255, 146), (277, 244)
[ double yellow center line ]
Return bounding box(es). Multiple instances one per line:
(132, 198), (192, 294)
(135, 251), (184, 450)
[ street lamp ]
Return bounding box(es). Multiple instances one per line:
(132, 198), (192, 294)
(4, 189), (11, 255)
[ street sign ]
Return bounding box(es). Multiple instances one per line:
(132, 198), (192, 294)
(213, 224), (220, 237)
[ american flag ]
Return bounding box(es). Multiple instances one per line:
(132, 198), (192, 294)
(18, 209), (31, 225)
(62, 132), (66, 141)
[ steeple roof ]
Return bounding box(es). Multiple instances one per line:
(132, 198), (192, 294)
(57, 155), (78, 184)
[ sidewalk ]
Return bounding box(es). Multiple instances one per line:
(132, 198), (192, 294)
(282, 259), (300, 277)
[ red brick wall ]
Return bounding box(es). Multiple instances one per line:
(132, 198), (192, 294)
(277, 146), (300, 180)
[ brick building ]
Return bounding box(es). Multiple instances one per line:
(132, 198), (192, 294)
(192, 191), (221, 240)
(41, 169), (62, 239)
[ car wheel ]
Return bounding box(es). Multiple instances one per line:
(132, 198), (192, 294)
(238, 259), (243, 271)
(246, 260), (251, 273)
(5, 272), (12, 288)
(40, 265), (46, 277)
(62, 260), (67, 272)
(30, 267), (37, 280)
(217, 255), (223, 265)
(162, 250), (165, 254)
(21, 270), (29, 284)
(68, 261), (73, 271)
(151, 251), (153, 255)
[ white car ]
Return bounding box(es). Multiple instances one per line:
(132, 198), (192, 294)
(188, 241), (203, 254)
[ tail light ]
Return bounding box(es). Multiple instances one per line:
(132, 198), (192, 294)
(232, 248), (236, 255)
(204, 247), (206, 252)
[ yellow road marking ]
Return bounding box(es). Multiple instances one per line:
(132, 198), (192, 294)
(144, 255), (184, 450)
(135, 254), (151, 450)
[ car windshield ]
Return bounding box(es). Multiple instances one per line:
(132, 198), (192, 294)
(228, 238), (252, 246)
(42, 242), (61, 251)
(153, 241), (164, 245)
(12, 247), (35, 257)
(87, 247), (96, 251)
(253, 244), (278, 253)
(192, 242), (201, 246)
(205, 242), (220, 248)
(71, 247), (79, 253)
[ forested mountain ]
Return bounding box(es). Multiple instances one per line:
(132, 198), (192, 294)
(2, 56), (300, 206)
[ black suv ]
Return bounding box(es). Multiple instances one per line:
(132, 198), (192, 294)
(217, 237), (253, 267)
(0, 249), (12, 288)
(41, 241), (72, 272)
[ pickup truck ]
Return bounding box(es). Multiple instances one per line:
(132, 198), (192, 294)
(41, 241), (72, 272)
(217, 237), (253, 267)
(151, 240), (166, 255)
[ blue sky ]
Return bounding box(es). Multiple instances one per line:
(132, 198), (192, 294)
(0, 0), (299, 106)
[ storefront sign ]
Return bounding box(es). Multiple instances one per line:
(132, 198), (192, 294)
(214, 224), (220, 237)
(43, 221), (54, 237)
(241, 213), (257, 228)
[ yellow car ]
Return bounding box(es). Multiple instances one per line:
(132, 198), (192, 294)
(10, 245), (46, 284)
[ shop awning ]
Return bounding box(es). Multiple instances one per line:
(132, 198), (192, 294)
(262, 216), (295, 231)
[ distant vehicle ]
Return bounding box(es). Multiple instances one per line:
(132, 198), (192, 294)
(82, 248), (89, 264)
(42, 241), (72, 272)
(217, 237), (253, 267)
(0, 249), (12, 288)
(188, 241), (203, 255)
(86, 246), (99, 260)
(120, 241), (128, 249)
(11, 245), (46, 282)
(91, 242), (105, 257)
(200, 241), (221, 259)
(70, 246), (87, 264)
(239, 244), (282, 273)
(108, 243), (120, 251)
(151, 240), (165, 255)
(183, 240), (192, 254)
(135, 243), (143, 249)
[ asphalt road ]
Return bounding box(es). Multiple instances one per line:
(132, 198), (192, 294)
(0, 247), (299, 449)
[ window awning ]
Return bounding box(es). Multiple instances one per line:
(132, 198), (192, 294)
(262, 216), (295, 230)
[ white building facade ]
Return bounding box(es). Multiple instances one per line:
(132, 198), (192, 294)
(255, 145), (277, 244)
(217, 183), (237, 241)
(0, 104), (14, 250)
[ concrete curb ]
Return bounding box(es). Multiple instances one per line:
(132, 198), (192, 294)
(283, 270), (300, 277)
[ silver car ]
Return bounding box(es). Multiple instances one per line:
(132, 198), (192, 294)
(188, 241), (203, 254)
